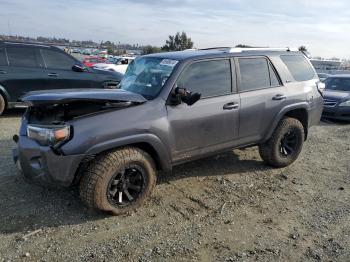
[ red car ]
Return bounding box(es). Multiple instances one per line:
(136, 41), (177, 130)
(82, 56), (106, 67)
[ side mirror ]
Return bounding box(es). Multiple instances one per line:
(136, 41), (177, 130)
(72, 64), (85, 72)
(172, 86), (201, 106)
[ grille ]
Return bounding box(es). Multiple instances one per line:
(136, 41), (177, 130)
(323, 99), (338, 107)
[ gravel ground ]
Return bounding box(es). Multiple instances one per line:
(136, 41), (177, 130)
(0, 110), (349, 261)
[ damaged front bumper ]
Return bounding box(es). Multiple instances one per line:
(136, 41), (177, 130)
(13, 135), (85, 187)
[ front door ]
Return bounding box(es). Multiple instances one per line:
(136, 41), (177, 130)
(40, 48), (94, 89)
(167, 58), (240, 163)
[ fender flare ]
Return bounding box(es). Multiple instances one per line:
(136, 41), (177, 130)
(265, 102), (310, 141)
(85, 133), (172, 172)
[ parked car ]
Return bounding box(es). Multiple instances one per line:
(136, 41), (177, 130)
(317, 73), (331, 82)
(71, 48), (81, 54)
(0, 41), (123, 115)
(93, 57), (135, 74)
(13, 47), (323, 215)
(82, 56), (106, 67)
(322, 75), (350, 121)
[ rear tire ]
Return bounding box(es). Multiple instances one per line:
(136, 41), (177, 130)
(79, 147), (157, 215)
(259, 117), (305, 168)
(0, 94), (6, 116)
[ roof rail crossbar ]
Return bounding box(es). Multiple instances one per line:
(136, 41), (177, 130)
(228, 47), (298, 53)
(198, 47), (298, 53)
(199, 47), (232, 51)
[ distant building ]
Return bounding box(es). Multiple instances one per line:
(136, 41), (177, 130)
(310, 59), (341, 71)
(310, 59), (350, 75)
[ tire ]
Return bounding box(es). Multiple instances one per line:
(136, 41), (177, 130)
(79, 147), (157, 215)
(259, 117), (305, 168)
(0, 93), (6, 116)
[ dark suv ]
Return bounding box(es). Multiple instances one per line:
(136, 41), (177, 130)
(0, 41), (123, 115)
(13, 47), (323, 215)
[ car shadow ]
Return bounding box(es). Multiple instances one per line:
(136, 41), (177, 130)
(320, 117), (350, 125)
(0, 142), (267, 235)
(0, 108), (25, 118)
(158, 149), (269, 184)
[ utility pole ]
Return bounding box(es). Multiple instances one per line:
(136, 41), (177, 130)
(7, 20), (11, 36)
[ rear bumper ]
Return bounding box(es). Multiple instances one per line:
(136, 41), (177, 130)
(13, 136), (85, 187)
(323, 106), (350, 121)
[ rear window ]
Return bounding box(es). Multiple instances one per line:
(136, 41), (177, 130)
(238, 57), (280, 91)
(280, 55), (315, 81)
(6, 47), (42, 67)
(0, 48), (7, 66)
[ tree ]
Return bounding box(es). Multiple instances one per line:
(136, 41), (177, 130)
(162, 32), (194, 51)
(235, 44), (253, 48)
(142, 45), (163, 55)
(298, 46), (307, 52)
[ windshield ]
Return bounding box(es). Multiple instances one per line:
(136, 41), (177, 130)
(325, 77), (350, 91)
(120, 57), (178, 99)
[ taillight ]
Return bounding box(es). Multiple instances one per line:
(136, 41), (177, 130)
(316, 81), (325, 96)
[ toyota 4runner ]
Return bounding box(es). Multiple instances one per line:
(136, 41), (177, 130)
(13, 47), (324, 215)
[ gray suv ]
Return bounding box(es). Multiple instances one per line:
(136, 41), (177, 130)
(13, 47), (324, 215)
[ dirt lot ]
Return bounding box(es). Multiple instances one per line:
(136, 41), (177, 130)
(0, 110), (349, 261)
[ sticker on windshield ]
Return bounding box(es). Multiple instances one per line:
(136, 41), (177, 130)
(160, 59), (178, 67)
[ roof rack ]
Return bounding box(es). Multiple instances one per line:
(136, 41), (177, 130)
(3, 41), (51, 48)
(198, 47), (299, 53)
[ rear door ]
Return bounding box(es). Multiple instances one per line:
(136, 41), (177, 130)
(167, 58), (240, 162)
(236, 56), (287, 144)
(40, 48), (95, 89)
(1, 45), (46, 102)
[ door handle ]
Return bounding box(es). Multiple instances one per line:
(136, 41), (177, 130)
(223, 102), (239, 110)
(272, 94), (287, 100)
(0, 70), (7, 74)
(48, 73), (58, 77)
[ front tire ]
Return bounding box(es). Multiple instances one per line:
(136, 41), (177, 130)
(79, 147), (157, 215)
(259, 117), (305, 168)
(0, 94), (6, 115)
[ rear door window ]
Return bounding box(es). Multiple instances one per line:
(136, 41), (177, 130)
(41, 49), (76, 70)
(6, 47), (43, 67)
(238, 57), (271, 91)
(280, 54), (315, 81)
(177, 59), (232, 98)
(0, 48), (8, 66)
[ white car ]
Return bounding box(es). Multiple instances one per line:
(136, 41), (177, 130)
(93, 57), (135, 74)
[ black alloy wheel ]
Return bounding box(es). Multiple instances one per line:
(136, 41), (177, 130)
(107, 165), (145, 207)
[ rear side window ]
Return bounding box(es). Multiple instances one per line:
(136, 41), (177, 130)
(6, 47), (42, 67)
(177, 59), (232, 98)
(280, 55), (315, 81)
(0, 48), (7, 66)
(238, 57), (273, 91)
(41, 49), (76, 70)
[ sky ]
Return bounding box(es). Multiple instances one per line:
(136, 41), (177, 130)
(1, 0), (350, 58)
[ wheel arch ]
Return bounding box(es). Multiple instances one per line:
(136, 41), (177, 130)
(265, 103), (310, 141)
(83, 134), (172, 172)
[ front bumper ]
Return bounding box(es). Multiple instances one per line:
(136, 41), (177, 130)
(13, 136), (85, 187)
(323, 106), (350, 121)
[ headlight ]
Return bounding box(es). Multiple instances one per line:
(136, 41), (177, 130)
(27, 125), (71, 146)
(339, 100), (350, 107)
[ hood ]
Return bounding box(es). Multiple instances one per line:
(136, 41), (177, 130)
(323, 89), (350, 101)
(21, 89), (147, 106)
